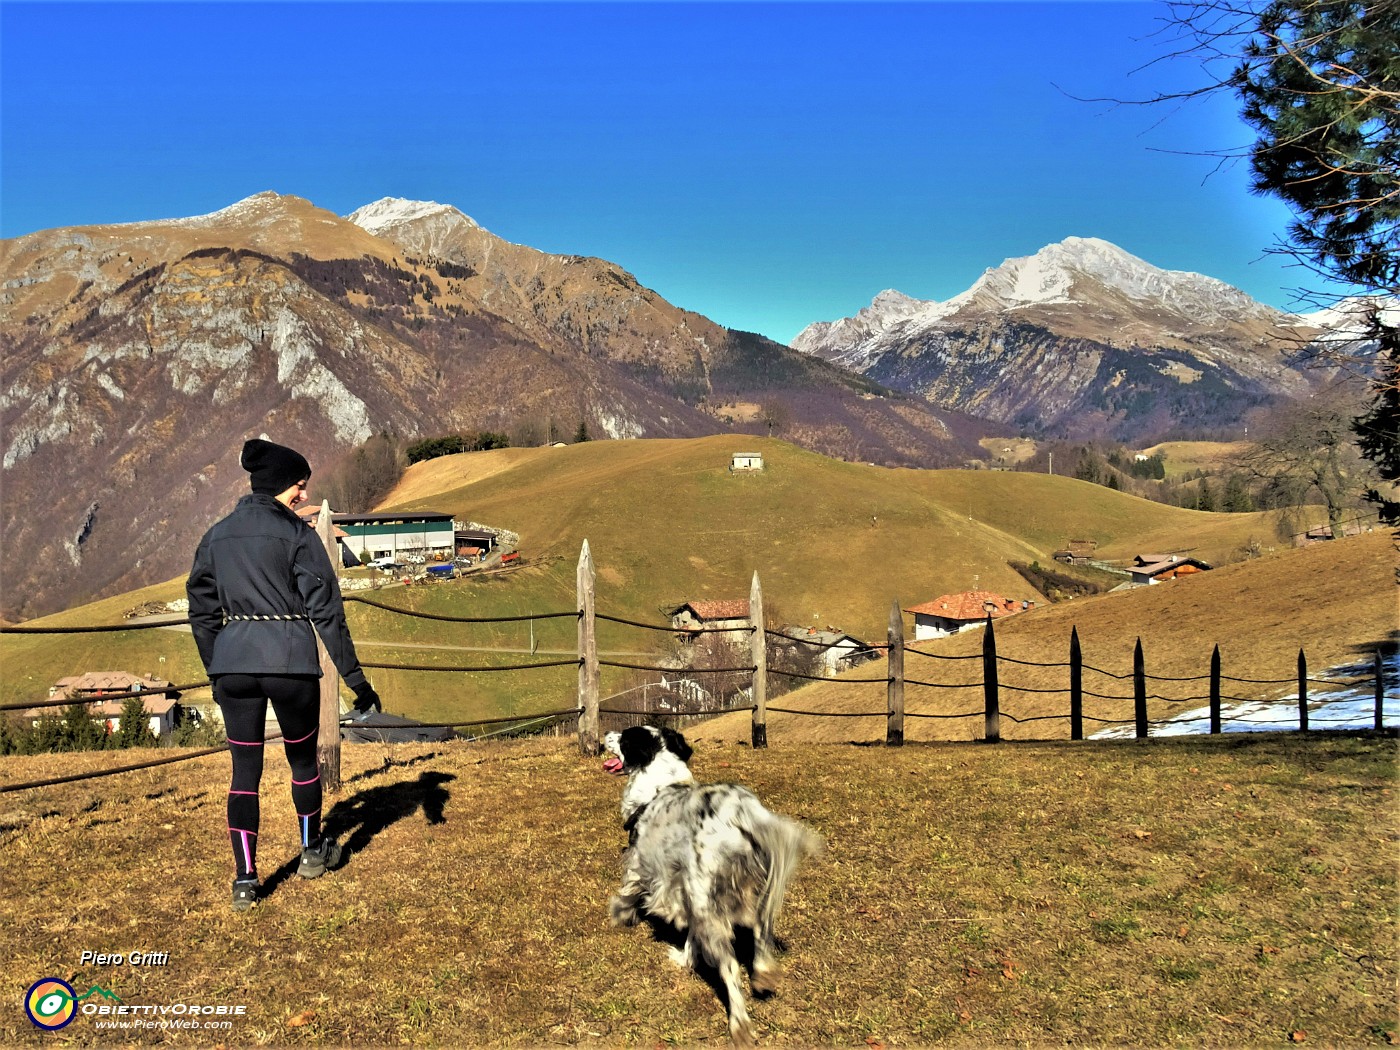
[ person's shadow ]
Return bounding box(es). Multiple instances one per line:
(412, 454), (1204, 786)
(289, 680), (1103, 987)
(261, 770), (455, 897)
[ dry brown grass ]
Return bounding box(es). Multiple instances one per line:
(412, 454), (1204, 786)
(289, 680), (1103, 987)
(691, 531), (1396, 746)
(0, 732), (1395, 1048)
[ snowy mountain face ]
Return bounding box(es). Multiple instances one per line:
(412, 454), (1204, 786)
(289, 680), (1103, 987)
(347, 197), (480, 236)
(791, 236), (1334, 442)
(968, 237), (1274, 321)
(346, 197), (485, 261)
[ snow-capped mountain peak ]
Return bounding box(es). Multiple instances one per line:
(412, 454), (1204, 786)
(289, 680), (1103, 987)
(347, 197), (479, 234)
(964, 235), (1264, 319)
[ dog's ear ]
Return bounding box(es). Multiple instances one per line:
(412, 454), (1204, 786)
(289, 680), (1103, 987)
(659, 726), (693, 764)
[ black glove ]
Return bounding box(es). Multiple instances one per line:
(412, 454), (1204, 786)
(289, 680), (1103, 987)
(351, 681), (381, 715)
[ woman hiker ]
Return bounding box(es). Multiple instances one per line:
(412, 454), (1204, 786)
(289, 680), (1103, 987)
(188, 438), (381, 911)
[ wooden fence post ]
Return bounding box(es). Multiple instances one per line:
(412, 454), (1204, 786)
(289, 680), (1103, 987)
(982, 616), (1000, 743)
(1209, 645), (1222, 734)
(315, 500), (342, 793)
(577, 541), (599, 754)
(1375, 649), (1385, 732)
(749, 572), (767, 749)
(1133, 638), (1147, 740)
(1069, 626), (1083, 741)
(887, 600), (904, 747)
(1297, 648), (1309, 732)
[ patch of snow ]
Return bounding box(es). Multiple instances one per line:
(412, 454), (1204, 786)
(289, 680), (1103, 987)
(1090, 653), (1398, 738)
(347, 197), (479, 233)
(1291, 295), (1400, 340)
(147, 191), (289, 229)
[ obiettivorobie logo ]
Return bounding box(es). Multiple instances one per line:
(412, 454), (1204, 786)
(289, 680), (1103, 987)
(24, 979), (121, 1031)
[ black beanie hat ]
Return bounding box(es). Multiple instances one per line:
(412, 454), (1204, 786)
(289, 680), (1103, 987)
(241, 439), (312, 496)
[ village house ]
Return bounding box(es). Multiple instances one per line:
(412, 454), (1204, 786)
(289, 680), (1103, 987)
(1129, 554), (1212, 585)
(773, 626), (879, 676)
(904, 591), (1035, 641)
(31, 672), (181, 738)
(730, 452), (764, 472)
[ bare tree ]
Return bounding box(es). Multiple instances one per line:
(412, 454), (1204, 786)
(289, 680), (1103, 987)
(1237, 383), (1375, 533)
(317, 434), (405, 513)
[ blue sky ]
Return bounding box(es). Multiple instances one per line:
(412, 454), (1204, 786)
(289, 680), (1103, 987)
(2, 2), (1309, 343)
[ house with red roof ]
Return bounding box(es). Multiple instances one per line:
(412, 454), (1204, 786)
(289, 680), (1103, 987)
(904, 591), (1035, 641)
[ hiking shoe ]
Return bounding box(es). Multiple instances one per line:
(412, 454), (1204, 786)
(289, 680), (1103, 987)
(232, 878), (260, 912)
(297, 838), (342, 879)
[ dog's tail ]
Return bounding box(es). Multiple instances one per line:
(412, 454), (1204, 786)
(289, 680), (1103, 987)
(752, 811), (822, 934)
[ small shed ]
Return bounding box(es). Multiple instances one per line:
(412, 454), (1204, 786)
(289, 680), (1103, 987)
(730, 452), (764, 472)
(1052, 538), (1098, 564)
(455, 529), (498, 557)
(669, 599), (752, 636)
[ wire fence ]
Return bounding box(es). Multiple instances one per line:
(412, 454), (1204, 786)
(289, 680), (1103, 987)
(1, 543), (1394, 795)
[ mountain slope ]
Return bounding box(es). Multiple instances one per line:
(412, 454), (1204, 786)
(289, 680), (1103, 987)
(793, 237), (1334, 441)
(2, 435), (1374, 735)
(1, 194), (966, 621)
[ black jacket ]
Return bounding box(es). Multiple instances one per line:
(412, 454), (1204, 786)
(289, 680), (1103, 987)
(187, 494), (369, 688)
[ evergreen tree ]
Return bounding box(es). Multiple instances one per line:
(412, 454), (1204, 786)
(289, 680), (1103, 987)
(574, 420), (591, 443)
(1197, 478), (1218, 512)
(115, 694), (156, 749)
(1160, 1), (1398, 515)
(61, 701), (106, 751)
(1229, 0), (1399, 293)
(1354, 320), (1400, 524)
(1223, 472), (1256, 513)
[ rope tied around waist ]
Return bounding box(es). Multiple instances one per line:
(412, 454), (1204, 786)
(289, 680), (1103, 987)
(224, 613), (310, 622)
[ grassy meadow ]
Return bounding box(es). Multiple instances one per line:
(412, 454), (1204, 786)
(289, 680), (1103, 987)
(0, 435), (1381, 733)
(0, 732), (1394, 1047)
(2, 436), (1396, 1047)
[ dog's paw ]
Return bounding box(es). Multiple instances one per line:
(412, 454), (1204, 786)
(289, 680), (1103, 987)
(729, 1019), (757, 1049)
(750, 962), (782, 997)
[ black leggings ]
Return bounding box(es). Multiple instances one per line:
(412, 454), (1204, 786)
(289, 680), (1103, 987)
(215, 674), (323, 879)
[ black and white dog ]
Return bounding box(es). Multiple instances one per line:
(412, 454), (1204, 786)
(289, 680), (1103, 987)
(603, 725), (820, 1047)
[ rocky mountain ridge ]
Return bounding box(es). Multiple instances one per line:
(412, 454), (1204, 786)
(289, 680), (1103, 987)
(1, 192), (962, 621)
(792, 236), (1346, 440)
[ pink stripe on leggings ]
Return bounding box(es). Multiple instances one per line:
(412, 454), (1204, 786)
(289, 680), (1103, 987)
(282, 728), (317, 745)
(229, 828), (257, 873)
(226, 738), (265, 747)
(291, 774), (320, 786)
(228, 790), (258, 796)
